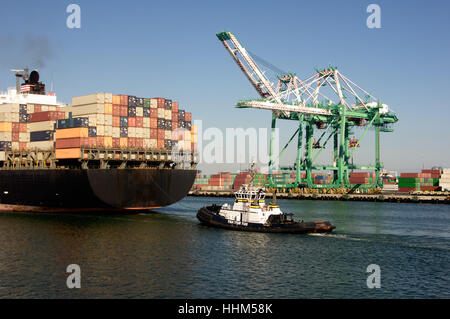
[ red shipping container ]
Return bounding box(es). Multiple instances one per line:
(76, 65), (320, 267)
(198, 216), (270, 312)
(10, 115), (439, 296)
(97, 136), (105, 147)
(56, 137), (86, 148)
(58, 111), (65, 119)
(150, 118), (157, 129)
(150, 108), (158, 118)
(19, 142), (27, 151)
(350, 172), (371, 178)
(112, 137), (120, 148)
(120, 106), (128, 117)
(150, 128), (158, 139)
(30, 111), (60, 123)
(128, 117), (136, 127)
(112, 116), (120, 127)
(172, 121), (178, 130)
(185, 112), (192, 122)
(172, 102), (178, 112)
(12, 132), (19, 142)
(136, 138), (143, 148)
(34, 105), (42, 112)
(172, 113), (178, 122)
(398, 187), (417, 193)
(128, 137), (136, 148)
(113, 104), (121, 116)
(136, 117), (143, 128)
(12, 123), (20, 132)
(88, 137), (97, 146)
(154, 97), (165, 108)
(19, 123), (27, 132)
(157, 139), (164, 149)
(400, 173), (420, 178)
(420, 186), (440, 191)
(119, 95), (128, 105)
(421, 169), (441, 174)
(157, 129), (165, 140)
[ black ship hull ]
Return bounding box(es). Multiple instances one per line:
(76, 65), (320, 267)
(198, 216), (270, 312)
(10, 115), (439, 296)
(197, 205), (336, 234)
(0, 168), (196, 212)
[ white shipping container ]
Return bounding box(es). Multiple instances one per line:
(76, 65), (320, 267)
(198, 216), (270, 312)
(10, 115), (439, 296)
(143, 118), (150, 128)
(27, 104), (34, 113)
(96, 113), (105, 125)
(48, 106), (57, 111)
(28, 121), (55, 132)
(0, 151), (5, 161)
(165, 130), (171, 139)
(157, 108), (165, 118)
(128, 127), (136, 138)
(10, 113), (19, 122)
(143, 129), (150, 139)
(0, 112), (12, 122)
(29, 140), (54, 150)
(104, 125), (112, 137)
(11, 142), (19, 151)
(71, 104), (104, 116)
(136, 107), (143, 117)
(41, 105), (49, 111)
(72, 93), (105, 106)
(0, 132), (12, 141)
(112, 127), (120, 138)
(104, 114), (112, 126)
(0, 103), (19, 113)
(150, 99), (158, 108)
(104, 93), (113, 104)
(19, 132), (30, 142)
(97, 125), (105, 136)
(136, 127), (143, 138)
(164, 109), (172, 120)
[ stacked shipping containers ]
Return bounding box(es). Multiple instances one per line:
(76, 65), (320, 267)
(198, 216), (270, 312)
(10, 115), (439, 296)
(0, 103), (67, 160)
(398, 169), (441, 192)
(439, 169), (450, 191)
(53, 93), (197, 159)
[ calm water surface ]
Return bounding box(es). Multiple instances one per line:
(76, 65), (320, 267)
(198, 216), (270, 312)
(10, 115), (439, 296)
(0, 197), (449, 298)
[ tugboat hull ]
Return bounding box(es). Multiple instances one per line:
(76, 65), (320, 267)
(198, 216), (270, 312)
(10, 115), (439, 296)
(197, 205), (335, 234)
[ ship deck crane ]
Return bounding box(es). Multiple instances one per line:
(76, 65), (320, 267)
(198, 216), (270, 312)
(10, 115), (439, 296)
(217, 31), (398, 190)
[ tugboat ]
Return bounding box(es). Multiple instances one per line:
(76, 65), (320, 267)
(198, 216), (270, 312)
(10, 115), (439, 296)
(197, 165), (336, 234)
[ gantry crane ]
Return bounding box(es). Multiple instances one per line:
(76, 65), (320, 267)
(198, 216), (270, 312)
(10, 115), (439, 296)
(217, 31), (398, 189)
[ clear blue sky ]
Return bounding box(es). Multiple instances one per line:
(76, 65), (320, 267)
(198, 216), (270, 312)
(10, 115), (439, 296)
(1, 0), (449, 174)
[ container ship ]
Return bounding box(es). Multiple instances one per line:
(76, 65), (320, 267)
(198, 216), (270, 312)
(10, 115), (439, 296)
(0, 68), (198, 212)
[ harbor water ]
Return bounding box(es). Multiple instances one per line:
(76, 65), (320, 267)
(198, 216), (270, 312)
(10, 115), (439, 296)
(0, 197), (448, 298)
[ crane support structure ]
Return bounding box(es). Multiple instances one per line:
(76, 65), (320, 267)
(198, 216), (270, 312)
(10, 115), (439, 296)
(217, 31), (398, 190)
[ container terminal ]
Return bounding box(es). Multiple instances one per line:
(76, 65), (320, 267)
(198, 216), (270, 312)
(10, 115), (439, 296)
(190, 31), (450, 204)
(0, 68), (198, 211)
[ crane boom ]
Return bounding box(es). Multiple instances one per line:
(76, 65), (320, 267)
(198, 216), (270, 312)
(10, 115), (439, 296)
(216, 31), (280, 102)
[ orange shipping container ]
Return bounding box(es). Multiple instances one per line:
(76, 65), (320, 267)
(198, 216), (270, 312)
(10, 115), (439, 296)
(0, 122), (12, 132)
(172, 102), (178, 112)
(150, 118), (157, 129)
(55, 127), (89, 139)
(136, 117), (143, 128)
(136, 138), (143, 148)
(19, 123), (27, 132)
(104, 136), (113, 148)
(112, 95), (121, 105)
(96, 136), (105, 147)
(104, 103), (113, 114)
(119, 137), (128, 148)
(128, 117), (136, 127)
(128, 137), (136, 148)
(55, 148), (81, 159)
(119, 95), (128, 106)
(157, 139), (164, 149)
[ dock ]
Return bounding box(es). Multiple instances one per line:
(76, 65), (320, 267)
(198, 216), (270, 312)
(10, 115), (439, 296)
(188, 190), (450, 204)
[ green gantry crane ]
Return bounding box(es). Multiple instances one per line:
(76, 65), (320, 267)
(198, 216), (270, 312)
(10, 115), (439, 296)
(217, 31), (398, 189)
